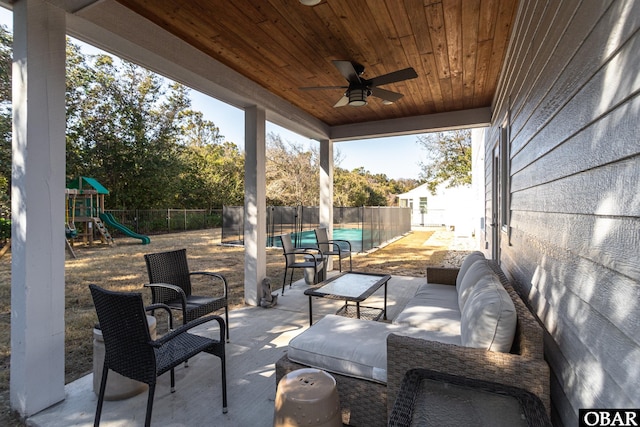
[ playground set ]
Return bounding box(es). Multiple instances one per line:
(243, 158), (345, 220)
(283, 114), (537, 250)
(65, 177), (150, 257)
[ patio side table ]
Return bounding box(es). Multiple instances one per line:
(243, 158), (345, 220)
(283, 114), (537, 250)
(274, 368), (342, 427)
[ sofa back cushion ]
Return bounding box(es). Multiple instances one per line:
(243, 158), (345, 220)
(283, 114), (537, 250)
(457, 259), (491, 311)
(460, 274), (517, 352)
(455, 251), (486, 288)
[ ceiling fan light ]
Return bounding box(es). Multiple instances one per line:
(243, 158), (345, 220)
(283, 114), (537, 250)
(348, 88), (368, 106)
(299, 0), (321, 5)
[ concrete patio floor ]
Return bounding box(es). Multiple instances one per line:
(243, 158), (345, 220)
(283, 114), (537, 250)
(26, 274), (422, 427)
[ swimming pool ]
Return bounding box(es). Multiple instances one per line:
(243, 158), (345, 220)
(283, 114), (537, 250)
(271, 228), (363, 253)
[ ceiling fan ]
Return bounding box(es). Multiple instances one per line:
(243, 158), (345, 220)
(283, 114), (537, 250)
(300, 60), (418, 107)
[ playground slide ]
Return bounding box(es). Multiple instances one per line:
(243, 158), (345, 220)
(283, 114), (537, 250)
(99, 213), (151, 244)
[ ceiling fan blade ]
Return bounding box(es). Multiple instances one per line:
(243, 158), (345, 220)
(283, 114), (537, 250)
(333, 95), (349, 108)
(368, 67), (418, 87)
(332, 60), (363, 84)
(370, 87), (404, 103)
(300, 85), (348, 90)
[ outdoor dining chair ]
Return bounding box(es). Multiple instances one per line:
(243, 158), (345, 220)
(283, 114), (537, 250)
(89, 284), (227, 427)
(314, 227), (353, 272)
(279, 233), (325, 295)
(144, 248), (230, 341)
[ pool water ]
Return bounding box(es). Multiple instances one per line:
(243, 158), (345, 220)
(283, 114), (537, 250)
(272, 228), (363, 253)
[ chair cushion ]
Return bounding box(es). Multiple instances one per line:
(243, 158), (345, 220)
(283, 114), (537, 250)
(460, 275), (517, 352)
(287, 315), (461, 384)
(456, 259), (492, 311)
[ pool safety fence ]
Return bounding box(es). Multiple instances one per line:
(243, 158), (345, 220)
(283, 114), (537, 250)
(222, 206), (411, 253)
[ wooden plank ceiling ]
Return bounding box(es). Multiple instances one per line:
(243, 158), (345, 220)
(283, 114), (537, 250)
(114, 0), (518, 127)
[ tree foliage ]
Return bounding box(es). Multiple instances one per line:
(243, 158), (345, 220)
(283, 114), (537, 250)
(266, 132), (319, 206)
(334, 167), (389, 206)
(0, 26), (11, 221)
(417, 129), (472, 194)
(66, 49), (188, 208)
(177, 140), (244, 209)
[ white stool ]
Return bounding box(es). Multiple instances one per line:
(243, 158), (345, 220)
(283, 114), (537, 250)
(274, 368), (341, 427)
(92, 315), (157, 400)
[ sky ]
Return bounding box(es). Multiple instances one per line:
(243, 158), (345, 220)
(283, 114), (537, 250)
(0, 8), (427, 180)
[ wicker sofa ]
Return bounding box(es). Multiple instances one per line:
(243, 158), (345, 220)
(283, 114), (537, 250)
(275, 253), (550, 426)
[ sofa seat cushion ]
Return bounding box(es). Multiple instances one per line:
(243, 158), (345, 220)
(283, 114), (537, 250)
(287, 315), (461, 384)
(413, 283), (460, 309)
(393, 283), (461, 335)
(460, 274), (517, 352)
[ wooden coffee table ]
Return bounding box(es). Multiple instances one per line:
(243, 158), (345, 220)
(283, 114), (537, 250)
(304, 271), (391, 325)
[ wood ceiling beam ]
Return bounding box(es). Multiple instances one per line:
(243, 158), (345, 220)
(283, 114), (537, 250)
(329, 107), (491, 141)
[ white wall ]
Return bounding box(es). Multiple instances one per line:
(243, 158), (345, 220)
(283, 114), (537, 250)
(398, 183), (474, 235)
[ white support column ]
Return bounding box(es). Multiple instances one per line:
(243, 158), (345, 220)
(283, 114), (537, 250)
(243, 106), (267, 306)
(319, 139), (334, 270)
(11, 0), (66, 416)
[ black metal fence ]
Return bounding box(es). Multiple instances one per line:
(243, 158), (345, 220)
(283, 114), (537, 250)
(101, 206), (411, 250)
(362, 206), (412, 252)
(104, 209), (223, 235)
(222, 206), (411, 252)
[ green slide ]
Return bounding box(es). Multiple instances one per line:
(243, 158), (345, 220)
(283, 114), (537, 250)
(99, 213), (151, 244)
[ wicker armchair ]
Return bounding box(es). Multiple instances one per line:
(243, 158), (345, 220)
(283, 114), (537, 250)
(89, 284), (227, 427)
(144, 248), (229, 341)
(314, 227), (352, 272)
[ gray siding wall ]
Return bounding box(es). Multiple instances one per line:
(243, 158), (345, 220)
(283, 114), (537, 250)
(483, 0), (640, 425)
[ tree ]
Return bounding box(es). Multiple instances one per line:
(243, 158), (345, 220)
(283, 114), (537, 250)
(65, 46), (189, 208)
(174, 110), (243, 208)
(417, 129), (472, 194)
(333, 167), (389, 207)
(178, 109), (224, 147)
(0, 26), (11, 220)
(265, 132), (319, 206)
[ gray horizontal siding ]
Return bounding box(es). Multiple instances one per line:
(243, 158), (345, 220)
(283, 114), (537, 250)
(508, 229), (639, 404)
(511, 94), (640, 191)
(487, 0), (640, 425)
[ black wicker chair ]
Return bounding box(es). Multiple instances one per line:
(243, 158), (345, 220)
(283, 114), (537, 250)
(144, 248), (229, 341)
(314, 227), (352, 272)
(279, 233), (324, 295)
(89, 284), (227, 427)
